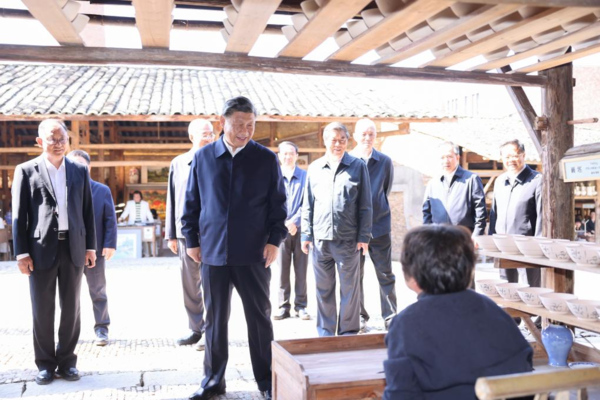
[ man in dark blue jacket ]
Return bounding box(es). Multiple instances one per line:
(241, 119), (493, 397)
(182, 96), (287, 400)
(384, 225), (533, 400)
(68, 150), (117, 347)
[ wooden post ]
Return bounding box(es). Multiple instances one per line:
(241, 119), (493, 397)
(70, 120), (80, 150)
(1, 122), (8, 215)
(541, 63), (575, 294)
(270, 122), (276, 148)
(108, 123), (118, 203)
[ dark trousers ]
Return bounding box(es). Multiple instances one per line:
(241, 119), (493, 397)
(178, 239), (205, 334)
(359, 233), (397, 322)
(29, 240), (84, 372)
(277, 233), (308, 312)
(503, 267), (541, 288)
(313, 240), (360, 337)
(83, 255), (110, 332)
(201, 263), (273, 392)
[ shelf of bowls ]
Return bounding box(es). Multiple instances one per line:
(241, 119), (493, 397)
(574, 182), (597, 198)
(474, 234), (600, 335)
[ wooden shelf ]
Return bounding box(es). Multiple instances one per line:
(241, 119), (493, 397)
(479, 250), (600, 275)
(574, 196), (597, 200)
(490, 296), (600, 335)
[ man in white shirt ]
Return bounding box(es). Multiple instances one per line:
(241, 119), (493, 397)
(12, 119), (96, 385)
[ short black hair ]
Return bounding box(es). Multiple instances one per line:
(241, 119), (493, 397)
(132, 190), (143, 200)
(500, 139), (525, 154)
(278, 141), (299, 154)
(67, 149), (91, 165)
(401, 225), (475, 295)
(221, 96), (257, 117)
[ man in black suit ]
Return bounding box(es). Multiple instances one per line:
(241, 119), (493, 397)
(182, 97), (287, 400)
(12, 120), (96, 385)
(68, 150), (117, 347)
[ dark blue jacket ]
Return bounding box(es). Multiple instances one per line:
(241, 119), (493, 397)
(91, 180), (118, 255)
(422, 166), (487, 235)
(181, 138), (288, 266)
(384, 290), (533, 400)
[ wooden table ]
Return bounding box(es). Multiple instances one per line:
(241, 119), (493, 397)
(272, 334), (386, 400)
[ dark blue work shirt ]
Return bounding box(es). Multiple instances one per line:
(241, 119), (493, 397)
(91, 180), (118, 254)
(283, 166), (307, 227)
(181, 138), (288, 266)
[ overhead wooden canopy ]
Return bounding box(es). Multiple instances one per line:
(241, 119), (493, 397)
(2, 0), (600, 84)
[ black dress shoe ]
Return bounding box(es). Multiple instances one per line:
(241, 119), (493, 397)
(56, 367), (80, 381)
(262, 389), (272, 400)
(35, 370), (54, 385)
(177, 332), (202, 346)
(273, 309), (290, 320)
(188, 385), (226, 400)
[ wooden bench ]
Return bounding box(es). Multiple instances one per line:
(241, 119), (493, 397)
(476, 367), (600, 400)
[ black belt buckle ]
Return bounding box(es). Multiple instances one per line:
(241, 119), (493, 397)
(58, 231), (68, 240)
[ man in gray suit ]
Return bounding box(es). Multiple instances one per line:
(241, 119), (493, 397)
(166, 119), (215, 350)
(423, 141), (487, 235)
(489, 139), (542, 287)
(12, 119), (96, 385)
(301, 122), (372, 337)
(349, 118), (397, 332)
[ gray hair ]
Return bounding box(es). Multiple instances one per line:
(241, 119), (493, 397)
(278, 141), (299, 154)
(188, 119), (214, 135)
(439, 141), (460, 155)
(355, 118), (376, 134)
(67, 149), (91, 166)
(500, 139), (525, 154)
(38, 119), (67, 137)
(323, 122), (350, 140)
(221, 96), (257, 117)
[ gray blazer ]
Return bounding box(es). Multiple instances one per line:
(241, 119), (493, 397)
(422, 166), (487, 235)
(489, 165), (542, 236)
(12, 155), (97, 269)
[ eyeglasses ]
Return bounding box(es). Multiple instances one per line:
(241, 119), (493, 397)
(45, 137), (69, 145)
(329, 138), (348, 145)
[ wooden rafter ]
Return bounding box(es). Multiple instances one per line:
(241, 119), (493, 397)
(470, 21), (600, 71)
(459, 0), (600, 7)
(510, 41), (600, 73)
(0, 44), (546, 87)
(327, 0), (453, 62)
(21, 0), (85, 46)
(226, 0), (282, 54)
(375, 4), (521, 65)
(423, 7), (598, 68)
(131, 0), (174, 48)
(277, 0), (372, 58)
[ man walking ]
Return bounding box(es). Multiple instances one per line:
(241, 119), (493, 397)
(67, 150), (117, 347)
(166, 119), (215, 350)
(182, 96), (287, 400)
(350, 118), (397, 332)
(274, 141), (309, 321)
(302, 122), (372, 337)
(422, 141), (487, 235)
(12, 119), (96, 385)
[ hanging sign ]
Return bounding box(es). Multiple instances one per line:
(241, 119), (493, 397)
(562, 153), (600, 182)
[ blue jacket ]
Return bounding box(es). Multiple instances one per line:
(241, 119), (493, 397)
(91, 180), (118, 255)
(181, 138), (288, 266)
(384, 290), (533, 400)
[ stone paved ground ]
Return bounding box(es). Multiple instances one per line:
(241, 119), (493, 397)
(1, 255), (599, 400)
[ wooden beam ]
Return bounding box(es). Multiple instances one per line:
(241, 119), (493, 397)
(226, 0), (282, 54)
(483, 176), (496, 194)
(0, 45), (547, 87)
(131, 0), (174, 48)
(375, 4), (521, 65)
(21, 0), (85, 46)
(511, 42), (600, 74)
(567, 117), (599, 125)
(423, 7), (597, 68)
(500, 66), (542, 156)
(470, 21), (600, 71)
(459, 0), (600, 7)
(541, 62), (574, 294)
(277, 0), (372, 59)
(270, 122), (276, 147)
(328, 0), (452, 62)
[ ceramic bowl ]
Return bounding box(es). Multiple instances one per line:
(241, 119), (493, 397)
(496, 283), (529, 301)
(539, 292), (578, 314)
(476, 279), (507, 297)
(517, 287), (554, 307)
(566, 300), (600, 320)
(514, 237), (545, 258)
(566, 243), (600, 267)
(492, 234), (520, 255)
(538, 239), (572, 262)
(474, 235), (499, 252)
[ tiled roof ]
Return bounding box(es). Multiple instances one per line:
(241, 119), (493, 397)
(0, 64), (445, 119)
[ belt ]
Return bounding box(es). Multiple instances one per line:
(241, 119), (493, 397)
(58, 231), (69, 240)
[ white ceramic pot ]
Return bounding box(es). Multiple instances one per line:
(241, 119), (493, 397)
(566, 244), (600, 267)
(476, 279), (507, 297)
(539, 292), (578, 314)
(517, 287), (554, 307)
(567, 300), (600, 320)
(537, 239), (572, 262)
(514, 237), (545, 258)
(474, 235), (499, 252)
(496, 282), (529, 302)
(492, 234), (520, 255)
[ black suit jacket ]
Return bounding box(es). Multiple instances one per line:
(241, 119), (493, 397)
(12, 155), (97, 269)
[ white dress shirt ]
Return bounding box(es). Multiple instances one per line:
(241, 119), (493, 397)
(44, 156), (68, 231)
(223, 138), (246, 158)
